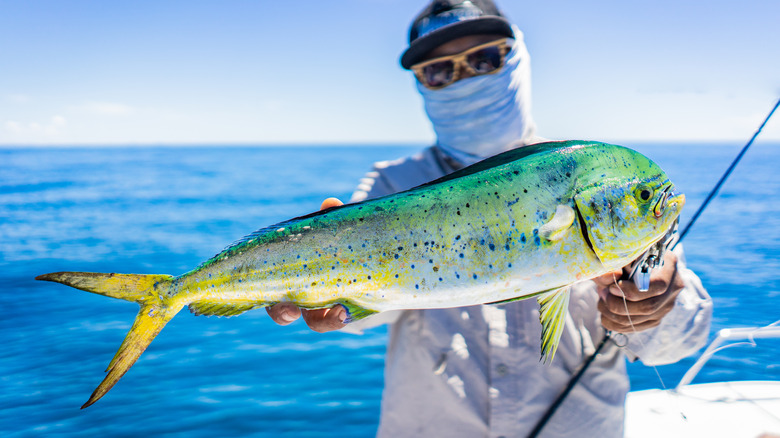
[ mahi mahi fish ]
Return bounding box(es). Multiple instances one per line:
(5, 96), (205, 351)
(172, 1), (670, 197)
(37, 140), (684, 408)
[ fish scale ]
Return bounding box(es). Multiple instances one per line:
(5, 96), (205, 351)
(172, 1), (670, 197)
(36, 140), (684, 408)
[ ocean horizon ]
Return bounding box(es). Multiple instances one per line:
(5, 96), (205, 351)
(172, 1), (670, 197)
(2, 142), (778, 437)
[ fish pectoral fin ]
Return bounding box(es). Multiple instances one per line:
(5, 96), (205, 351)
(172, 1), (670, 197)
(538, 204), (576, 241)
(188, 300), (261, 317)
(537, 286), (571, 363)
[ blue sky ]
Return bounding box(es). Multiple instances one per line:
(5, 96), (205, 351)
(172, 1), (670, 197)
(1, 0), (778, 145)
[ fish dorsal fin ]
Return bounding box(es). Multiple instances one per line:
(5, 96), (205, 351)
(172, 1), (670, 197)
(419, 140), (598, 187)
(537, 286), (571, 363)
(188, 300), (259, 317)
(539, 204), (576, 241)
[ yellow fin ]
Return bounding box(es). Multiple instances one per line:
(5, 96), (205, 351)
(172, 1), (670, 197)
(85, 304), (179, 408)
(35, 271), (173, 304)
(538, 205), (575, 241)
(188, 300), (259, 317)
(537, 286), (571, 363)
(36, 271), (181, 408)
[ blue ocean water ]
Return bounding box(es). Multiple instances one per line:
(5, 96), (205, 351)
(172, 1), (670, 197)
(1, 143), (778, 437)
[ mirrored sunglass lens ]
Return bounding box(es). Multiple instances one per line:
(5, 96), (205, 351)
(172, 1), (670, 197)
(467, 46), (503, 74)
(423, 61), (454, 87)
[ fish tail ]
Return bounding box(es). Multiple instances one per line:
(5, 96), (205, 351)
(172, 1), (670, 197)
(36, 271), (181, 408)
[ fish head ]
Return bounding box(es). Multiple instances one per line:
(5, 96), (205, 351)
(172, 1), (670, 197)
(574, 160), (685, 269)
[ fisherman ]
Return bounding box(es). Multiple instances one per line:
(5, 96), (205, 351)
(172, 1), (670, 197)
(267, 1), (713, 436)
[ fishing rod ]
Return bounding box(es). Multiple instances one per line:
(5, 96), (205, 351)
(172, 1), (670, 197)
(527, 97), (780, 438)
(630, 97), (780, 291)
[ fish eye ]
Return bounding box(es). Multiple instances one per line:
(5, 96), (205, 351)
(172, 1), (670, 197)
(634, 185), (654, 203)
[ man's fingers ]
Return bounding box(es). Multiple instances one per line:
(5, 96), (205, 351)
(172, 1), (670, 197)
(267, 303), (348, 332)
(301, 305), (348, 333)
(607, 277), (669, 300)
(598, 283), (677, 333)
(320, 197), (343, 210)
(598, 297), (674, 332)
(601, 314), (663, 333)
(612, 251), (683, 300)
(598, 296), (675, 320)
(266, 303), (302, 326)
(591, 270), (623, 288)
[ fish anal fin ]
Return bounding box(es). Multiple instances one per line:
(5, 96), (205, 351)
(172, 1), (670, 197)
(340, 302), (379, 323)
(486, 294), (528, 306)
(538, 204), (575, 241)
(537, 286), (571, 363)
(188, 300), (260, 317)
(485, 287), (553, 306)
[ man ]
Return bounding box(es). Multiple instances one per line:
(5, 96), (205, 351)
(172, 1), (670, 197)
(268, 1), (712, 436)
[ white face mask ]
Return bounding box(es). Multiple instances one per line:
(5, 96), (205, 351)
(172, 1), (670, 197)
(417, 26), (535, 167)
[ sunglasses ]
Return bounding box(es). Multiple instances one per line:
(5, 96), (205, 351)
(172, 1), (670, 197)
(411, 38), (513, 90)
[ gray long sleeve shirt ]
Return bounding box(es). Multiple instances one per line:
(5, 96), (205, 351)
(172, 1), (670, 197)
(346, 145), (712, 438)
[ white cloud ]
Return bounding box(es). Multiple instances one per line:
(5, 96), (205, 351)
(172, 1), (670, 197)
(51, 115), (67, 127)
(1, 116), (67, 140)
(45, 115), (67, 135)
(4, 120), (23, 133)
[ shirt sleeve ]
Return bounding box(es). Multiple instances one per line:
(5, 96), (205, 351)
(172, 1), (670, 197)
(350, 170), (395, 203)
(621, 245), (713, 365)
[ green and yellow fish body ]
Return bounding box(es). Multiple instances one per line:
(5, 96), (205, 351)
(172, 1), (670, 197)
(37, 140), (684, 407)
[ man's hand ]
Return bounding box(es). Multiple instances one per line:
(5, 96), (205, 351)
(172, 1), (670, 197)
(265, 197), (348, 333)
(592, 251), (685, 333)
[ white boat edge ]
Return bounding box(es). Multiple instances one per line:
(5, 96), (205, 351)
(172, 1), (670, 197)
(625, 325), (780, 438)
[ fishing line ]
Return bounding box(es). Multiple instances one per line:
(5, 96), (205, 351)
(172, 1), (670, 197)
(614, 275), (694, 422)
(528, 97), (780, 438)
(673, 97), (780, 248)
(612, 277), (670, 391)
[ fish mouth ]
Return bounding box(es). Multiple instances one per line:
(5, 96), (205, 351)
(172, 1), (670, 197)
(667, 191), (685, 212)
(654, 184), (681, 218)
(574, 203), (597, 258)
